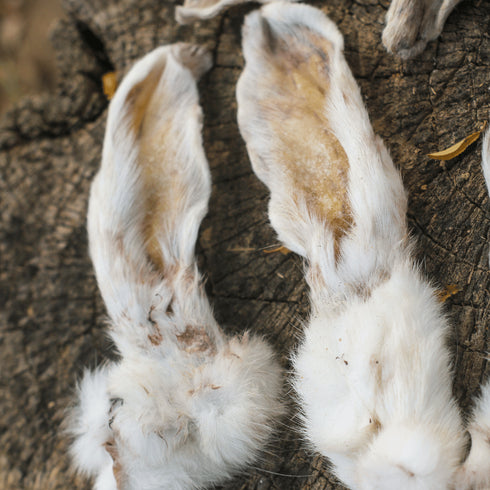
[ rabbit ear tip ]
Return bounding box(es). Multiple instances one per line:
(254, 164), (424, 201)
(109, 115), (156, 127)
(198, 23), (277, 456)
(173, 43), (213, 80)
(174, 6), (188, 25)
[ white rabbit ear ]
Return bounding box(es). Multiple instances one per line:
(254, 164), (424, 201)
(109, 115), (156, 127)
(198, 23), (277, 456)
(175, 0), (298, 25)
(382, 0), (462, 59)
(481, 127), (490, 205)
(72, 43), (285, 490)
(237, 3), (350, 261)
(237, 3), (407, 287)
(175, 0), (243, 25)
(88, 43), (212, 322)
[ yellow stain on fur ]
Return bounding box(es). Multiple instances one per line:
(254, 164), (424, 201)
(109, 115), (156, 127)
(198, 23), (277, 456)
(104, 439), (124, 489)
(177, 325), (217, 354)
(124, 58), (188, 274)
(126, 62), (165, 137)
(259, 28), (352, 254)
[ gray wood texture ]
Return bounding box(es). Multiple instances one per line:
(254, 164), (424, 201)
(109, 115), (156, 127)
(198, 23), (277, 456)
(0, 0), (488, 487)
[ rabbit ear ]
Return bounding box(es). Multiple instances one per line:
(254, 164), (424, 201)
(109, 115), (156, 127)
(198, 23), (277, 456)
(237, 3), (407, 289)
(175, 0), (298, 25)
(175, 0), (244, 25)
(72, 43), (285, 490)
(382, 0), (462, 59)
(88, 43), (212, 323)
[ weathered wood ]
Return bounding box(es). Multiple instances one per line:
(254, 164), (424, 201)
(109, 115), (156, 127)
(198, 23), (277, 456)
(0, 0), (488, 488)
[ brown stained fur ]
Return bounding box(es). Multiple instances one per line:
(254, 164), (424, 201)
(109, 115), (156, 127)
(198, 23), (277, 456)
(370, 416), (382, 433)
(148, 330), (163, 346)
(104, 439), (124, 489)
(176, 325), (217, 354)
(258, 26), (352, 254)
(147, 304), (164, 345)
(139, 115), (183, 276)
(368, 355), (389, 440)
(363, 414), (382, 445)
(125, 61), (166, 139)
(352, 269), (390, 299)
(124, 57), (187, 275)
(397, 464), (415, 478)
(124, 61), (167, 273)
(370, 355), (384, 396)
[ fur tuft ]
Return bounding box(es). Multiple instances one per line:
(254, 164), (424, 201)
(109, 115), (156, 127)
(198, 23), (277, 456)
(68, 368), (113, 478)
(455, 380), (490, 489)
(382, 0), (462, 59)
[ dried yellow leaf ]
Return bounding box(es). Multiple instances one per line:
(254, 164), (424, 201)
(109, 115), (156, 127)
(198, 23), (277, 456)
(437, 284), (461, 303)
(200, 227), (213, 248)
(264, 245), (291, 255)
(102, 72), (118, 100)
(428, 131), (481, 161)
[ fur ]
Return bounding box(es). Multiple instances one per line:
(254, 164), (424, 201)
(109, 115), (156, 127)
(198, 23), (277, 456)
(67, 43), (283, 489)
(383, 0), (462, 59)
(236, 3), (489, 488)
(454, 380), (490, 489)
(450, 128), (490, 489)
(175, 0), (298, 25)
(481, 127), (490, 232)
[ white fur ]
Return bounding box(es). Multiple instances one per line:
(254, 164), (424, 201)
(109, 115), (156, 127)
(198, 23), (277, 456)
(449, 129), (490, 489)
(454, 380), (490, 489)
(482, 127), (490, 226)
(383, 0), (462, 58)
(68, 43), (283, 489)
(484, 127), (490, 268)
(69, 368), (114, 477)
(236, 3), (489, 488)
(175, 0), (297, 25)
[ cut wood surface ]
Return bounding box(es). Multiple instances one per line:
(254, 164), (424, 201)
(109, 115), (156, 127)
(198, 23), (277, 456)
(0, 0), (489, 488)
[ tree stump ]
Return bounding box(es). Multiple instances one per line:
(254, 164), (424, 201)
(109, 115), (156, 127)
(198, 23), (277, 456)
(0, 0), (488, 488)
